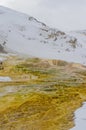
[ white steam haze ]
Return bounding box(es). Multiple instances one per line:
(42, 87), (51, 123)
(0, 0), (86, 31)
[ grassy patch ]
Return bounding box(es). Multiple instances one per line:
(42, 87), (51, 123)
(0, 56), (86, 130)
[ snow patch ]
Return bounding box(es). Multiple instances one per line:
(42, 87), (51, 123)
(0, 76), (12, 82)
(70, 102), (86, 130)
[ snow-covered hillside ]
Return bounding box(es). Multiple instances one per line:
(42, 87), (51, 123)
(0, 6), (86, 65)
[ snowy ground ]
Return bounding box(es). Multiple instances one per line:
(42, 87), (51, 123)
(0, 6), (86, 65)
(70, 102), (86, 130)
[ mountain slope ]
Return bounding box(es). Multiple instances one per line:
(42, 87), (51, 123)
(0, 6), (86, 65)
